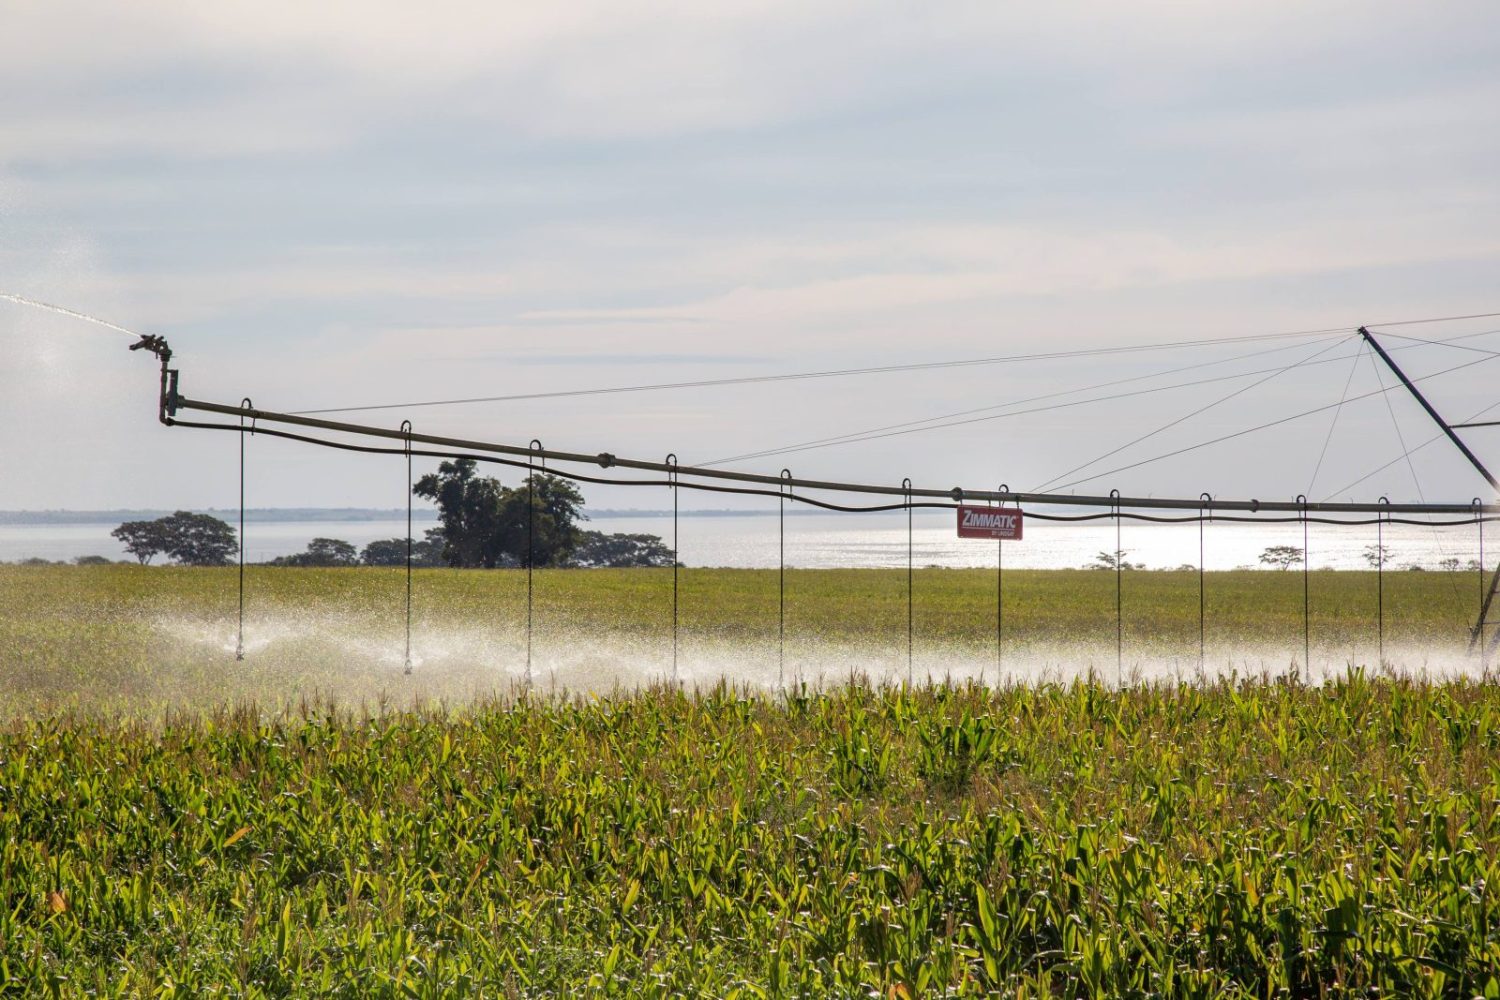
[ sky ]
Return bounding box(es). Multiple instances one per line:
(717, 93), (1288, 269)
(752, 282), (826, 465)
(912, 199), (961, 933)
(2, 1), (1499, 513)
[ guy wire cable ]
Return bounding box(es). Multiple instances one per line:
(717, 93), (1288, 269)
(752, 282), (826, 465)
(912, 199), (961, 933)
(1043, 353), (1497, 495)
(705, 333), (1352, 468)
(1030, 336), (1354, 494)
(707, 346), (1492, 491)
(1322, 399), (1500, 502)
(287, 325), (1359, 416)
(283, 312), (1500, 418)
(705, 331), (1494, 469)
(1366, 330), (1500, 356)
(1306, 340), (1367, 498)
(1365, 349), (1469, 608)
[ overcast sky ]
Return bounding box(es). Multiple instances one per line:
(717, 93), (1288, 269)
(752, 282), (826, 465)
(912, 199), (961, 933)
(3, 1), (1499, 513)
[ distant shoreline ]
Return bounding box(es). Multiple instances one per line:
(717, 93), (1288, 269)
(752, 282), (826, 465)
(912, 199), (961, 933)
(0, 508), (440, 525)
(0, 507), (820, 525)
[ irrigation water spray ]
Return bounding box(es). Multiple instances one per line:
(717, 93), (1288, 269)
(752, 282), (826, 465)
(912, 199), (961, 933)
(0, 291), (145, 338)
(149, 608), (1490, 702)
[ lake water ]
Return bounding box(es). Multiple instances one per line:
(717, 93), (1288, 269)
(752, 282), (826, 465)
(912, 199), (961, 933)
(1, 512), (1487, 572)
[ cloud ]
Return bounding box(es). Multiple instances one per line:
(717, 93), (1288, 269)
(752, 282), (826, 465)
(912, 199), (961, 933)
(0, 2), (889, 157)
(511, 220), (1500, 337)
(2, 1), (1499, 508)
(7, 0), (1493, 160)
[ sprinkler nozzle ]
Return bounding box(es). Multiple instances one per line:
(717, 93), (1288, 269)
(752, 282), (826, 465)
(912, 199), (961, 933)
(128, 334), (172, 362)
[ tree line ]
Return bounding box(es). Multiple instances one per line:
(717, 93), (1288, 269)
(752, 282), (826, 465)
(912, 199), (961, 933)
(108, 461), (674, 568)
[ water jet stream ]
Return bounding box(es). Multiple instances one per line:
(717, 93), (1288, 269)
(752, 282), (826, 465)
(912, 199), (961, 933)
(0, 292), (143, 338)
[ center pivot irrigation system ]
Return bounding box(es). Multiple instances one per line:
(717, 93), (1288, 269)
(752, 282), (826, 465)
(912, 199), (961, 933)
(129, 326), (1500, 684)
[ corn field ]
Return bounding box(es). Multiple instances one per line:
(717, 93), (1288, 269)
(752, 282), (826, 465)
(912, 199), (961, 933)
(3, 674), (1499, 996)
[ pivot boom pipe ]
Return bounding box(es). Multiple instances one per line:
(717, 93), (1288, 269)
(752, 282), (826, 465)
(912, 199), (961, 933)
(134, 339), (1496, 516)
(166, 395), (1493, 516)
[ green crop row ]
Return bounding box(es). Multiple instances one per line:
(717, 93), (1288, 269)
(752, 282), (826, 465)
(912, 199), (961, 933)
(1, 565), (1488, 716)
(2, 675), (1500, 997)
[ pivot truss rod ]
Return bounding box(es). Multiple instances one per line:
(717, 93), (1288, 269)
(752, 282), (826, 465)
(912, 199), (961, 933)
(132, 336), (1498, 518)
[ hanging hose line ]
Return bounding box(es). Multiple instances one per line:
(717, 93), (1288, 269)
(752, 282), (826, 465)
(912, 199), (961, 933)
(236, 397), (252, 661)
(778, 469), (790, 689)
(402, 419), (413, 674)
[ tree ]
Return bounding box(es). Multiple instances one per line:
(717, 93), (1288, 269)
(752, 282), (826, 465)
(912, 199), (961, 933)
(414, 460), (586, 568)
(414, 527), (446, 566)
(1090, 550), (1142, 571)
(414, 459), (509, 567)
(114, 512), (238, 566)
(361, 538), (407, 567)
(73, 555), (113, 566)
(1258, 545), (1304, 571)
(158, 511), (239, 566)
(306, 538), (358, 566)
(270, 537), (358, 567)
(1439, 557), (1462, 573)
(494, 474), (587, 568)
(112, 519), (171, 564)
(567, 530), (674, 568)
(361, 528), (446, 568)
(1362, 543), (1389, 569)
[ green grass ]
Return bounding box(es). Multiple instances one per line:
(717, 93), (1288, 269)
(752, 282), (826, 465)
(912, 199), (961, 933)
(3, 678), (1500, 996)
(0, 564), (1485, 716)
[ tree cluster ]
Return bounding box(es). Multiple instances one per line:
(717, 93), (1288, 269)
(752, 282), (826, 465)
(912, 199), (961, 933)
(270, 530), (448, 567)
(359, 529), (447, 568)
(414, 460), (584, 568)
(414, 459), (669, 568)
(1090, 550), (1144, 571)
(1258, 545), (1304, 570)
(268, 537), (359, 567)
(566, 531), (674, 568)
(111, 511), (239, 566)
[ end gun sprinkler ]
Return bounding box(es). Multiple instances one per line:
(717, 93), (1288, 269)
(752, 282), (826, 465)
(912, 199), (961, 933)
(128, 334), (179, 424)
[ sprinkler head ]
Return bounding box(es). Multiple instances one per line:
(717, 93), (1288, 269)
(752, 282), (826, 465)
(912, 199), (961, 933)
(128, 334), (172, 362)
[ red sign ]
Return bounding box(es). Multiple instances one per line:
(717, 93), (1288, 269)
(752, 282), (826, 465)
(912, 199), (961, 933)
(957, 505), (1023, 540)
